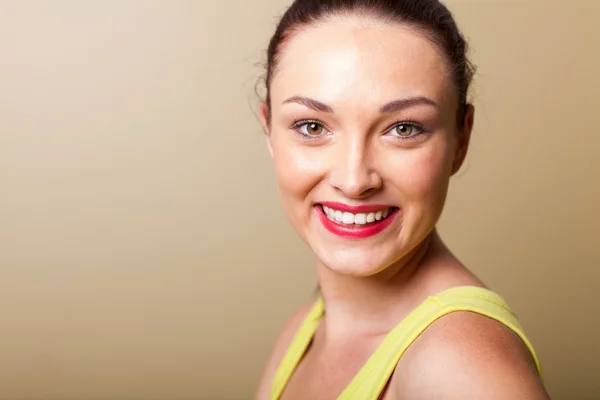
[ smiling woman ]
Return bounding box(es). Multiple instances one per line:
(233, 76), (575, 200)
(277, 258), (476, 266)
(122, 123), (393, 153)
(254, 1), (550, 399)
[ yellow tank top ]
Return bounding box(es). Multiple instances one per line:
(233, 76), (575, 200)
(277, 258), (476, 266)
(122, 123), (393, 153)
(270, 286), (543, 400)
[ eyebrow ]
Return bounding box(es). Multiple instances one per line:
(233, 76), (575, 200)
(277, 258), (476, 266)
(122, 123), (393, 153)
(282, 95), (439, 113)
(283, 96), (334, 113)
(379, 96), (439, 113)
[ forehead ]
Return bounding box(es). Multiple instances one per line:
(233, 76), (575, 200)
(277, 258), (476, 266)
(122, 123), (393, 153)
(271, 17), (455, 110)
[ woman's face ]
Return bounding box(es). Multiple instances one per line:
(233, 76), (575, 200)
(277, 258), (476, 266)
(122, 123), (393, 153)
(260, 17), (473, 276)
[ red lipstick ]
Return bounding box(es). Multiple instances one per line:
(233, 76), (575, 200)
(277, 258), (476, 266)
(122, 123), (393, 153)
(315, 202), (399, 239)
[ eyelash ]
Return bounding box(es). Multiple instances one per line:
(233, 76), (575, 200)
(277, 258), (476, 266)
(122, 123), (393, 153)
(289, 119), (426, 140)
(386, 119), (426, 140)
(289, 119), (331, 140)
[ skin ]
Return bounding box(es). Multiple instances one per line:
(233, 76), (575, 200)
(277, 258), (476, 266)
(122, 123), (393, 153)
(255, 15), (550, 400)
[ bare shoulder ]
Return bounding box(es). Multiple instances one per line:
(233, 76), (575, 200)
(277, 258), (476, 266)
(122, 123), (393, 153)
(254, 300), (316, 400)
(391, 311), (550, 400)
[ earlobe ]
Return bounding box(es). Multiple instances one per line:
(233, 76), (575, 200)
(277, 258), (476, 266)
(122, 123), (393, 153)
(258, 101), (274, 158)
(451, 104), (475, 175)
(265, 135), (274, 158)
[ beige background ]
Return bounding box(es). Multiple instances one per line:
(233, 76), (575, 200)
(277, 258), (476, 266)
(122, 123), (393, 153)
(1, 1), (598, 399)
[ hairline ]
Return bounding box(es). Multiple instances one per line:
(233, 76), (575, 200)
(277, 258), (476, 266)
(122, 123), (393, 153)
(267, 11), (458, 96)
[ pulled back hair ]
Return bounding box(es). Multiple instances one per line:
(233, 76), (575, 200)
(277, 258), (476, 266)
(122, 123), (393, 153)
(263, 0), (475, 127)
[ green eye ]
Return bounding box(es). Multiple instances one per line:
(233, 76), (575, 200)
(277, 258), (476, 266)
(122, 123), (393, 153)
(395, 124), (414, 136)
(389, 122), (423, 139)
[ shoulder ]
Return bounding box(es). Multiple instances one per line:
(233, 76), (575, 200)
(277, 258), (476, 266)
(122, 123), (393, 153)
(254, 299), (316, 400)
(391, 311), (550, 400)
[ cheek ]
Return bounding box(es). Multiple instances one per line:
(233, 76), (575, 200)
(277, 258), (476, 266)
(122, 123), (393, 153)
(385, 140), (454, 209)
(271, 137), (325, 209)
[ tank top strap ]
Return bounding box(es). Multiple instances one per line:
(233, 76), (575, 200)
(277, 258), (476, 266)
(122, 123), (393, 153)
(338, 286), (543, 399)
(271, 297), (324, 400)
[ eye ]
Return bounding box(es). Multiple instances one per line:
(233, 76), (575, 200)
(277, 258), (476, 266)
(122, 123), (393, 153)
(388, 122), (424, 138)
(294, 121), (328, 137)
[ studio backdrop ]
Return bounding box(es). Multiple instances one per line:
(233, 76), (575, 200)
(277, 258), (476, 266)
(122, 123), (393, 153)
(1, 1), (598, 399)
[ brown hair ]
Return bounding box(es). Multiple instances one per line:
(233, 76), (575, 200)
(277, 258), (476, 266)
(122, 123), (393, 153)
(262, 0), (475, 127)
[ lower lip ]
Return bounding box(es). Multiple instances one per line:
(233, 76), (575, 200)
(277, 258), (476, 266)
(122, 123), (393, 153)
(315, 206), (399, 239)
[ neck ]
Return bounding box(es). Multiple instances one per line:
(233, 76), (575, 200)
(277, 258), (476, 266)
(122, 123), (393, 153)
(316, 230), (440, 340)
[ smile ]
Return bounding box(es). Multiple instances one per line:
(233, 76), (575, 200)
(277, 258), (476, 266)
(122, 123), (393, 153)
(322, 205), (393, 225)
(315, 202), (399, 239)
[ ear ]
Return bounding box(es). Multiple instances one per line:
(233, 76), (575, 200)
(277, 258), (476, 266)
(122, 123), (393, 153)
(451, 104), (475, 175)
(258, 101), (274, 158)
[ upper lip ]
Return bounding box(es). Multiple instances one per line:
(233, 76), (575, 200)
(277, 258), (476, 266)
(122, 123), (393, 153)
(318, 201), (396, 213)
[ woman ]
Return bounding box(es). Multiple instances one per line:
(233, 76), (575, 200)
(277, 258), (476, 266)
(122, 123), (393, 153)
(255, 0), (549, 399)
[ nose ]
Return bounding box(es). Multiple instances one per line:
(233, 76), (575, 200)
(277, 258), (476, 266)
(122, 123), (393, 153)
(327, 139), (383, 199)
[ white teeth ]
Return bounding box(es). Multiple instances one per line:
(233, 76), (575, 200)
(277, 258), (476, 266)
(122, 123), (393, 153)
(342, 212), (354, 224)
(335, 210), (343, 222)
(354, 214), (367, 225)
(321, 205), (394, 225)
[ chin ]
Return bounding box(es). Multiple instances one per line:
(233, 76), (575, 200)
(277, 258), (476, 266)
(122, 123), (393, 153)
(311, 241), (402, 277)
(297, 207), (415, 277)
